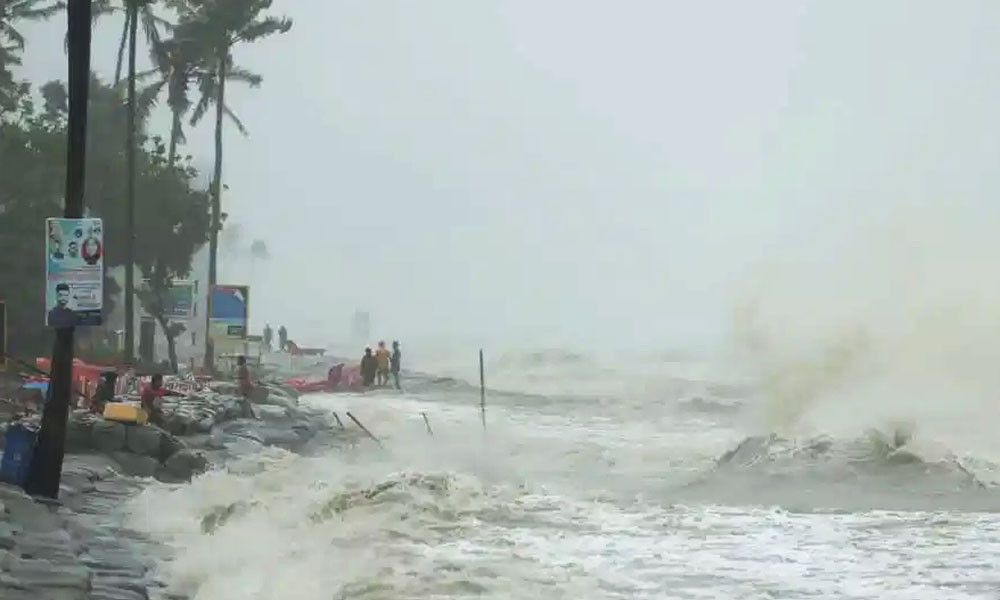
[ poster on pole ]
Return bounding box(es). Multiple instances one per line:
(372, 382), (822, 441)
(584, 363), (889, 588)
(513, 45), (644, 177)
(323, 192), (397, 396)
(45, 218), (104, 327)
(0, 301), (6, 371)
(209, 285), (249, 342)
(143, 279), (196, 319)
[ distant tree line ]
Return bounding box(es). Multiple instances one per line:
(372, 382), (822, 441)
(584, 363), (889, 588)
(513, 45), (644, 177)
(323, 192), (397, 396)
(0, 0), (290, 371)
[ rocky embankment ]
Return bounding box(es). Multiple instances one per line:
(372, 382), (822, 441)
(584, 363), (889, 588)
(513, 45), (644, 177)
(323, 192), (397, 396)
(0, 376), (340, 599)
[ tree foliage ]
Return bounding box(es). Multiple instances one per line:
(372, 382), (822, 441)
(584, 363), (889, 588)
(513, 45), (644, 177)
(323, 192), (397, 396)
(0, 0), (64, 113)
(2, 0), (291, 369)
(0, 78), (210, 363)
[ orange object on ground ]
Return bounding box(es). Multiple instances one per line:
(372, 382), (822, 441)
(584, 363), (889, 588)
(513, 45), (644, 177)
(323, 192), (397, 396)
(103, 402), (148, 424)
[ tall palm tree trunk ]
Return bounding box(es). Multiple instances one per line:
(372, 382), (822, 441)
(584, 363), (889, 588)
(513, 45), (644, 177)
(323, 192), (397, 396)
(124, 0), (138, 365)
(114, 13), (128, 86)
(204, 48), (227, 374)
(168, 109), (181, 167)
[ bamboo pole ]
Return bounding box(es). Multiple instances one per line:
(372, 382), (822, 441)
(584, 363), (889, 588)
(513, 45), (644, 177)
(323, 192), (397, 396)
(346, 411), (382, 447)
(479, 349), (486, 431)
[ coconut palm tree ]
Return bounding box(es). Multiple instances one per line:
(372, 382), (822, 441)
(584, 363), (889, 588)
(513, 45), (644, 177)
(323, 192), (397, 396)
(112, 0), (169, 85)
(174, 0), (290, 372)
(119, 1), (171, 363)
(0, 0), (64, 111)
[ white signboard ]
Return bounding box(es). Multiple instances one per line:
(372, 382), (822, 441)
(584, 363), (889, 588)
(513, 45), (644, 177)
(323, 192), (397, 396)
(46, 217), (104, 327)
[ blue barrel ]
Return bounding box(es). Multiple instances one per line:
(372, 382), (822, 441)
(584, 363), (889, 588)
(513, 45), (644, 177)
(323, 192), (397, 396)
(0, 424), (39, 488)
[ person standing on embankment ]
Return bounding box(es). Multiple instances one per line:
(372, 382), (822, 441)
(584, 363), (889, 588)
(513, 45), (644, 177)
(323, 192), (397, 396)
(360, 348), (377, 388)
(236, 356), (257, 418)
(391, 341), (402, 390)
(374, 341), (391, 386)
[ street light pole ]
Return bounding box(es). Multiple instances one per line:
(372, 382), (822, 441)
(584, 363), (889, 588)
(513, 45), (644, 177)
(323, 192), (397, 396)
(25, 0), (93, 499)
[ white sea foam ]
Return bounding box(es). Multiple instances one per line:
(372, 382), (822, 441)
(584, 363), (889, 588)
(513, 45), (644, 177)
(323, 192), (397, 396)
(127, 356), (1000, 599)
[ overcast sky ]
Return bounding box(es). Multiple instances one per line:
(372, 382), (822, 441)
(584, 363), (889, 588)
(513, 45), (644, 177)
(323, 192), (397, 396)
(18, 1), (1000, 354)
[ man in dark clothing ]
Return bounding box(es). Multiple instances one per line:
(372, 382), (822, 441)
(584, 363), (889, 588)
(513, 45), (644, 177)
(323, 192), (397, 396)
(390, 341), (402, 390)
(278, 326), (288, 352)
(236, 356), (257, 418)
(48, 283), (75, 327)
(360, 347), (377, 387)
(92, 371), (118, 414)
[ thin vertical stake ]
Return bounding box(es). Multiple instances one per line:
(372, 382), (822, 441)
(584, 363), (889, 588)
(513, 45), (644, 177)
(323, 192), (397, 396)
(479, 349), (486, 431)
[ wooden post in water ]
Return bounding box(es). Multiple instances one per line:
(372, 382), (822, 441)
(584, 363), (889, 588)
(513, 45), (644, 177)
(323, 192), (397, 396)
(479, 349), (486, 431)
(346, 411), (383, 448)
(421, 412), (433, 437)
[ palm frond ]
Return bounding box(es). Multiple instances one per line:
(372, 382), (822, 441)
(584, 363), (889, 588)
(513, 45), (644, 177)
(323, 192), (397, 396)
(0, 23), (26, 51)
(236, 16), (292, 43)
(136, 79), (165, 121)
(189, 74), (214, 126)
(226, 66), (261, 87)
(139, 4), (170, 66)
(133, 67), (160, 83)
(10, 0), (65, 21)
(90, 0), (121, 19)
(222, 103), (247, 136)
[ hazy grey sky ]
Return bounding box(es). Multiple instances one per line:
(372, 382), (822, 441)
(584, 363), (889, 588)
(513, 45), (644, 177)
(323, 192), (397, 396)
(19, 1), (1000, 352)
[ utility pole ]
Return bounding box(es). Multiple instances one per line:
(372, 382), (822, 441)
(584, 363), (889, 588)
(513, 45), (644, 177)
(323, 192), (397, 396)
(25, 0), (93, 499)
(123, 0), (138, 365)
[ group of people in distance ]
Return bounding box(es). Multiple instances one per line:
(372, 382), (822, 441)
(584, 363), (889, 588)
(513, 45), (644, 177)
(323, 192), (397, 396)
(360, 340), (401, 389)
(262, 323), (288, 353)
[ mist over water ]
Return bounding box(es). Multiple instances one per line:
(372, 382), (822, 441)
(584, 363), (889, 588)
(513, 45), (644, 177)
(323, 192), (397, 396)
(731, 198), (1000, 462)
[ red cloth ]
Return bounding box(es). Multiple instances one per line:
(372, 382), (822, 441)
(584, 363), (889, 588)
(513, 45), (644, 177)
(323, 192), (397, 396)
(36, 357), (105, 398)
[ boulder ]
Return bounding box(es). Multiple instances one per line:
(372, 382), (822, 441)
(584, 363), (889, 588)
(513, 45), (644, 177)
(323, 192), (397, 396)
(258, 394), (296, 410)
(5, 555), (90, 590)
(161, 450), (208, 482)
(248, 386), (270, 404)
(91, 420), (126, 454)
(64, 415), (94, 453)
(158, 429), (186, 462)
(194, 417), (215, 434)
(111, 453), (159, 479)
(124, 426), (161, 458)
(254, 405), (289, 421)
(291, 417), (319, 442)
(0, 522), (19, 550)
(209, 381), (240, 395)
(260, 427), (303, 448)
(88, 585), (147, 600)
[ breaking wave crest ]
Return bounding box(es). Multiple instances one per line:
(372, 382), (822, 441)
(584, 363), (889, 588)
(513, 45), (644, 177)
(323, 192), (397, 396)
(680, 430), (1000, 511)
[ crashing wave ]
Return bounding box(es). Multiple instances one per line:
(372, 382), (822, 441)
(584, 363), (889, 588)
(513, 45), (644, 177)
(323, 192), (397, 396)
(676, 428), (1000, 511)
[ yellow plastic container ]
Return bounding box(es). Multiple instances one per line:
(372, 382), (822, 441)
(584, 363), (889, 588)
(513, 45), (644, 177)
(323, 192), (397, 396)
(103, 402), (148, 425)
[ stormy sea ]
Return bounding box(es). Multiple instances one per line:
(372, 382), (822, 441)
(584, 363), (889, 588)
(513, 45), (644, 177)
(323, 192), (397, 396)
(126, 349), (1000, 600)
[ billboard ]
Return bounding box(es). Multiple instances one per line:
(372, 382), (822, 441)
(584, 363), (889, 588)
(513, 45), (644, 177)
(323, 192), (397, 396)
(45, 217), (103, 327)
(143, 279), (196, 319)
(209, 285), (249, 342)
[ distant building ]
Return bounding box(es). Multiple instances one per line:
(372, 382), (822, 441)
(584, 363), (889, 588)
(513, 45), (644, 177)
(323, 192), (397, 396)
(351, 310), (370, 343)
(104, 244), (210, 364)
